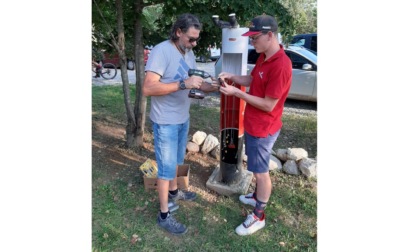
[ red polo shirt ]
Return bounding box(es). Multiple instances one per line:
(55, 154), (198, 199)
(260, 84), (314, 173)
(244, 45), (292, 137)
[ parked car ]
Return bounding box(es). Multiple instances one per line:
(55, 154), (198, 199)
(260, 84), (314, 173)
(215, 44), (317, 102)
(102, 48), (150, 70)
(209, 46), (220, 61)
(290, 33), (317, 53)
(195, 46), (220, 62)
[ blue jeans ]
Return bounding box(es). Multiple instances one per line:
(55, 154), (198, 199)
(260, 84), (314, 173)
(152, 119), (189, 180)
(245, 130), (280, 173)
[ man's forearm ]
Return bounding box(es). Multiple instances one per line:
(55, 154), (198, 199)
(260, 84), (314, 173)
(231, 75), (252, 87)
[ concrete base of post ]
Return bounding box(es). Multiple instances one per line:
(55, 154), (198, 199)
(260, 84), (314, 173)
(206, 165), (253, 196)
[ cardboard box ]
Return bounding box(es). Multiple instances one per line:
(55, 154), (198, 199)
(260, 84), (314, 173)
(143, 164), (190, 190)
(176, 164), (190, 189)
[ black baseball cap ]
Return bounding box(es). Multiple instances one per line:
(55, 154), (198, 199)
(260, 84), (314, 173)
(242, 14), (278, 36)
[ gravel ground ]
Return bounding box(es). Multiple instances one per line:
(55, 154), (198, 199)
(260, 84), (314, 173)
(283, 99), (317, 116)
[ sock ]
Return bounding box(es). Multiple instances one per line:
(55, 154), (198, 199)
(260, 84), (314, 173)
(160, 211), (169, 220)
(253, 198), (267, 219)
(252, 185), (257, 199)
(169, 189), (178, 196)
(252, 193), (257, 200)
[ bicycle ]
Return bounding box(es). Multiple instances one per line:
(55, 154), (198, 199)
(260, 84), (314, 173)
(92, 61), (117, 80)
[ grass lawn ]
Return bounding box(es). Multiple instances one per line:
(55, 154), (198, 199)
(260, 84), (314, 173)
(92, 85), (317, 251)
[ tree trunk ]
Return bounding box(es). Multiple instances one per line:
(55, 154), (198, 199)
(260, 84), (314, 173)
(115, 0), (137, 147)
(132, 0), (147, 147)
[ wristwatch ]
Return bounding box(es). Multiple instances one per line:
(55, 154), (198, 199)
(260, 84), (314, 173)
(179, 80), (186, 90)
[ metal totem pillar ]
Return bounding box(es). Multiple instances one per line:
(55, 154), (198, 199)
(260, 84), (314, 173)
(213, 14), (249, 185)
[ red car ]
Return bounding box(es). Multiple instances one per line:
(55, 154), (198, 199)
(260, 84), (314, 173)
(102, 48), (150, 70)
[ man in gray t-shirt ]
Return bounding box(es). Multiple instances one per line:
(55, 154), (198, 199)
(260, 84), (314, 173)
(145, 39), (194, 125)
(143, 13), (217, 235)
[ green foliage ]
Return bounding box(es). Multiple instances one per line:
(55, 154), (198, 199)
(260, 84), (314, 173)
(92, 0), (318, 56)
(158, 0), (296, 53)
(142, 4), (163, 32)
(280, 0), (317, 42)
(92, 0), (118, 52)
(91, 0), (317, 67)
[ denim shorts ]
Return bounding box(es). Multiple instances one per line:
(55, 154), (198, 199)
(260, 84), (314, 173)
(152, 119), (189, 180)
(245, 130), (280, 173)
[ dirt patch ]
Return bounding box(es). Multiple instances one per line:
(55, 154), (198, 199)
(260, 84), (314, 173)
(92, 119), (240, 203)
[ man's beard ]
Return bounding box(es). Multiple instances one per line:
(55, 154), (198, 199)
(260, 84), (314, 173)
(179, 43), (191, 53)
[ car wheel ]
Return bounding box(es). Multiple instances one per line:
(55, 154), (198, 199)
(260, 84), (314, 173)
(127, 60), (135, 70)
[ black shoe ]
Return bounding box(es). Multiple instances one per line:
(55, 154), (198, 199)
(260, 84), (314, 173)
(168, 190), (197, 201)
(157, 213), (188, 235)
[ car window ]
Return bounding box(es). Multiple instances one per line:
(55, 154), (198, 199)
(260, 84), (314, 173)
(310, 37), (317, 52)
(247, 47), (316, 71)
(248, 49), (259, 64)
(285, 51), (315, 70)
(291, 38), (305, 46)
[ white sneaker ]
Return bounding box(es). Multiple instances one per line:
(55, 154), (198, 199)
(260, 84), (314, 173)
(239, 192), (257, 207)
(235, 213), (265, 236)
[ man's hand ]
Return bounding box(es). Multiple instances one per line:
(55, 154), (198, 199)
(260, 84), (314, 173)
(218, 72), (234, 83)
(184, 75), (203, 89)
(219, 83), (239, 97)
(201, 77), (220, 92)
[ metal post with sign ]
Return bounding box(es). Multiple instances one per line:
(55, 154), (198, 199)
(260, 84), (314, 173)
(206, 14), (253, 196)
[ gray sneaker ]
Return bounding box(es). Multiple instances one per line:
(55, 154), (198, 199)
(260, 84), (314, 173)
(157, 213), (188, 235)
(168, 200), (179, 213)
(168, 190), (197, 201)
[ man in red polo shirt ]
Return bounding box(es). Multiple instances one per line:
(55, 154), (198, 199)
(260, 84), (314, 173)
(218, 14), (292, 236)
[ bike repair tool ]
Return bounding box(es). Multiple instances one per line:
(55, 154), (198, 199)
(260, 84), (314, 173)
(218, 77), (226, 88)
(187, 69), (213, 99)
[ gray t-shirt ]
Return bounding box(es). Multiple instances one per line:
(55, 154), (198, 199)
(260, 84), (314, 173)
(145, 40), (197, 124)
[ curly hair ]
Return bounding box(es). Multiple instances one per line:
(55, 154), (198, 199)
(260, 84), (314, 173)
(170, 13), (202, 42)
